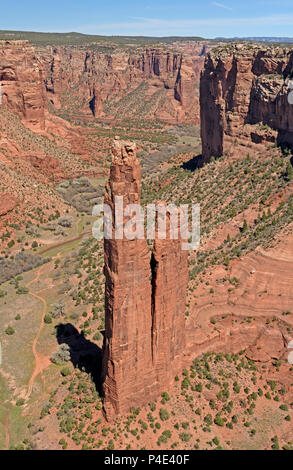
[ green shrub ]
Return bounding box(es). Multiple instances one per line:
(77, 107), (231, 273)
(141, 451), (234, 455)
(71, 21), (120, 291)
(5, 326), (15, 335)
(16, 398), (25, 406)
(44, 314), (52, 324)
(159, 408), (170, 421)
(179, 432), (192, 442)
(60, 367), (71, 377)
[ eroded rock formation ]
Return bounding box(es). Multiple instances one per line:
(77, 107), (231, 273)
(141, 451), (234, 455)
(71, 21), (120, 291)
(38, 44), (206, 123)
(0, 192), (17, 216)
(102, 139), (188, 418)
(102, 139), (155, 419)
(200, 44), (293, 159)
(0, 40), (46, 130)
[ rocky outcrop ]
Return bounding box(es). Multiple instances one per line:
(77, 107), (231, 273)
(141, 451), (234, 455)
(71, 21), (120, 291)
(38, 44), (206, 123)
(200, 44), (293, 159)
(0, 192), (17, 216)
(0, 41), (46, 130)
(101, 139), (188, 419)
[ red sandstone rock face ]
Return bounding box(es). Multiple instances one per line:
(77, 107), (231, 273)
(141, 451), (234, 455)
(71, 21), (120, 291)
(0, 192), (17, 216)
(102, 139), (156, 418)
(102, 140), (188, 419)
(38, 44), (206, 123)
(0, 41), (46, 130)
(200, 44), (293, 159)
(151, 205), (188, 387)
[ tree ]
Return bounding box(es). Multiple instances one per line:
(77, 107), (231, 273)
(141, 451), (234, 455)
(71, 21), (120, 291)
(242, 219), (248, 232)
(159, 408), (170, 421)
(51, 343), (71, 364)
(5, 326), (15, 335)
(44, 314), (52, 324)
(285, 160), (293, 181)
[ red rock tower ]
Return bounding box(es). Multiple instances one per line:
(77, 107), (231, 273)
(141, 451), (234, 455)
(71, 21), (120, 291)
(101, 138), (188, 419)
(151, 203), (188, 388)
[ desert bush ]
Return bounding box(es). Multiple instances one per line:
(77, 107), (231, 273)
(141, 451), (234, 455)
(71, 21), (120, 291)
(51, 343), (71, 364)
(16, 398), (25, 406)
(50, 301), (66, 318)
(0, 252), (50, 284)
(5, 326), (15, 335)
(159, 408), (170, 421)
(179, 432), (192, 442)
(60, 367), (71, 377)
(43, 222), (58, 232)
(54, 227), (66, 236)
(25, 225), (41, 238)
(16, 287), (29, 295)
(57, 216), (73, 228)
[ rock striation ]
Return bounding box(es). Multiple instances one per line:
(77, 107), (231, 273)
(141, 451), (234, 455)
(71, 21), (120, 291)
(200, 44), (293, 159)
(101, 139), (188, 419)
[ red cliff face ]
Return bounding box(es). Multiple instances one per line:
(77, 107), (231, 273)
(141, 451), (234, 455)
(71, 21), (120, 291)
(151, 205), (188, 388)
(38, 44), (206, 123)
(0, 40), (46, 130)
(200, 44), (293, 159)
(102, 139), (155, 419)
(102, 139), (188, 419)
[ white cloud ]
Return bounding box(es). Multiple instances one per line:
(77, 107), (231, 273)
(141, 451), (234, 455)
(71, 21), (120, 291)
(212, 2), (233, 11)
(76, 13), (293, 37)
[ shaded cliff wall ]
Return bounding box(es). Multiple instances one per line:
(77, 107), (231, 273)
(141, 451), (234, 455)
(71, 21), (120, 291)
(200, 44), (293, 159)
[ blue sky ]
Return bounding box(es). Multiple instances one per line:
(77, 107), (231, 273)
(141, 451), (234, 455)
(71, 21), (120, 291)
(1, 0), (293, 37)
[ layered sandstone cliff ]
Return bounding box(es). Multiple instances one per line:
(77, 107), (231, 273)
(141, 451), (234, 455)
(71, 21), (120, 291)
(0, 40), (46, 130)
(38, 44), (206, 123)
(151, 211), (188, 387)
(200, 43), (293, 159)
(101, 139), (188, 418)
(102, 139), (155, 418)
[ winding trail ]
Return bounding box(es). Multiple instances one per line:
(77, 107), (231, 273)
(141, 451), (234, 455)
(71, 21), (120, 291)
(25, 264), (51, 400)
(1, 228), (92, 448)
(39, 230), (90, 255)
(4, 410), (10, 450)
(26, 229), (91, 398)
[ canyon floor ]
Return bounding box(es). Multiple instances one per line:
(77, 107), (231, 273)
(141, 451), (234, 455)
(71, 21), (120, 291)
(1, 127), (292, 449)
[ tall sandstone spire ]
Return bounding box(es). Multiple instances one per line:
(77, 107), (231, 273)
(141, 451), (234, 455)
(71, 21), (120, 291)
(151, 203), (188, 389)
(101, 138), (188, 419)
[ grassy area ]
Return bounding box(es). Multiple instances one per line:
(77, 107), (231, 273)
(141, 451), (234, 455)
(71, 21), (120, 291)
(0, 30), (206, 47)
(141, 145), (293, 282)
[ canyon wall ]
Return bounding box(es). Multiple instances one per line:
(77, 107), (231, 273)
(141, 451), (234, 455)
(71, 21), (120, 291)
(200, 44), (293, 159)
(38, 45), (206, 123)
(0, 40), (206, 127)
(0, 40), (46, 130)
(101, 139), (188, 419)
